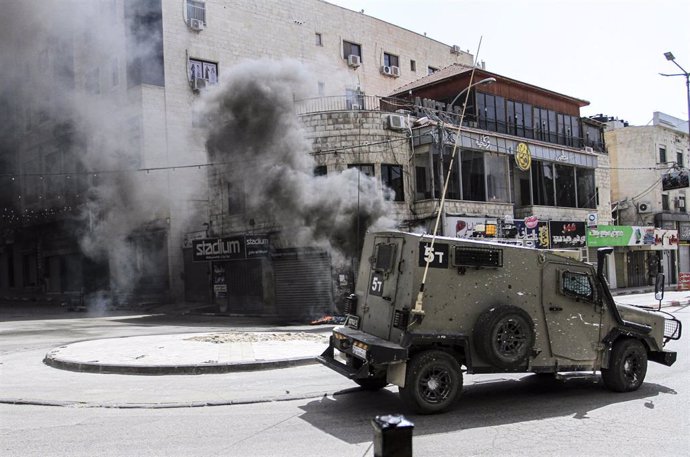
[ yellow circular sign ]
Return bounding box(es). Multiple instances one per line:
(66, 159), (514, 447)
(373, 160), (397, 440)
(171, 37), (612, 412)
(515, 143), (531, 171)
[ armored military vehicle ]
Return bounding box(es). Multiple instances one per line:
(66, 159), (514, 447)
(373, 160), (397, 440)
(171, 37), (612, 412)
(318, 230), (682, 414)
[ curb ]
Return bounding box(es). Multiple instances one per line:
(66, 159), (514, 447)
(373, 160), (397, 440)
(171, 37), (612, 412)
(42, 354), (319, 375)
(0, 387), (361, 409)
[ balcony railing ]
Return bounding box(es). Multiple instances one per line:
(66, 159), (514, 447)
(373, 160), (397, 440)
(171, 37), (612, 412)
(294, 95), (383, 115)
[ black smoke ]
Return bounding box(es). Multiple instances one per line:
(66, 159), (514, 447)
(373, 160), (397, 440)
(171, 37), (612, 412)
(203, 59), (394, 261)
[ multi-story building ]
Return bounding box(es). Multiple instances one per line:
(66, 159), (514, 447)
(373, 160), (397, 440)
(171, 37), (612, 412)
(199, 62), (615, 318)
(0, 0), (473, 310)
(603, 112), (689, 288)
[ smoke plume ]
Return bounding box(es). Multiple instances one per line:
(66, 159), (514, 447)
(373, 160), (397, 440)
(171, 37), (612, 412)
(203, 59), (395, 262)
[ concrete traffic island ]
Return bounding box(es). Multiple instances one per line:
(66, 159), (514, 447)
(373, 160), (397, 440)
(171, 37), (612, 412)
(43, 331), (330, 375)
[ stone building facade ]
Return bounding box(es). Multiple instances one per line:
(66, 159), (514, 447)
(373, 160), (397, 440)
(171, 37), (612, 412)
(0, 0), (473, 310)
(604, 112), (689, 288)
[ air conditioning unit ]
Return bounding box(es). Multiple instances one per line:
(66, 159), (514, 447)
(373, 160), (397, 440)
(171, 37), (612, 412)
(189, 18), (205, 31)
(637, 201), (652, 213)
(674, 197), (686, 209)
(192, 78), (208, 91)
(347, 54), (361, 67)
(451, 45), (461, 54)
(381, 65), (392, 76)
(388, 114), (406, 130)
(390, 66), (400, 77)
(584, 146), (594, 153)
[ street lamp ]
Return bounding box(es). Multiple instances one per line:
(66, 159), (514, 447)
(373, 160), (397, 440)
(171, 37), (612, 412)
(449, 77), (497, 108)
(660, 52), (690, 150)
(412, 74), (499, 318)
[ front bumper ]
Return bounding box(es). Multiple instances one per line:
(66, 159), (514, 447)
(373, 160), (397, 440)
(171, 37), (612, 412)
(316, 326), (407, 380)
(649, 350), (677, 366)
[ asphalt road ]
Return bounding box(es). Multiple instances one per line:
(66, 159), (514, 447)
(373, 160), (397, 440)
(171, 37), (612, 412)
(1, 304), (688, 456)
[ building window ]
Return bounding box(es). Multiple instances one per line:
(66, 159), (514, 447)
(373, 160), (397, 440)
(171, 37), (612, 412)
(555, 164), (577, 207)
(427, 66), (438, 75)
(348, 163), (374, 177)
(415, 165), (430, 199)
(188, 58), (218, 84)
(384, 53), (399, 68)
(343, 41), (361, 60)
(679, 195), (686, 213)
(381, 164), (404, 201)
(659, 145), (667, 163)
(485, 153), (509, 202)
(677, 151), (684, 167)
(315, 32), (322, 46)
(461, 150), (485, 201)
(662, 193), (670, 211)
(186, 0), (206, 25)
(532, 161), (555, 206)
(318, 81), (325, 96)
(410, 60), (417, 72)
(314, 165), (327, 176)
(577, 168), (596, 209)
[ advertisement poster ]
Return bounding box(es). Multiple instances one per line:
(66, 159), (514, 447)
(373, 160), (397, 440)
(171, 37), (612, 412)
(445, 216), (490, 239)
(514, 220), (550, 249)
(212, 263), (227, 299)
(587, 226), (678, 250)
(549, 221), (586, 249)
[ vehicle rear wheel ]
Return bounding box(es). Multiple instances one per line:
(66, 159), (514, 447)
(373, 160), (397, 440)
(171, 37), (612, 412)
(399, 350), (462, 414)
(601, 338), (648, 392)
(474, 305), (535, 369)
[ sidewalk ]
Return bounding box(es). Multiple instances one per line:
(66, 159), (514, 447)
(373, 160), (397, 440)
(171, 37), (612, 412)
(43, 330), (331, 375)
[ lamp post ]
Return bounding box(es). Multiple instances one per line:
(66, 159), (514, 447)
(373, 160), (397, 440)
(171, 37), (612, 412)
(660, 52), (690, 151)
(412, 74), (499, 318)
(449, 77), (497, 108)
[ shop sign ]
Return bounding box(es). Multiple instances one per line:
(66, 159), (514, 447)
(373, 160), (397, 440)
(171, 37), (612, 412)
(514, 221), (550, 249)
(192, 235), (270, 262)
(515, 143), (531, 171)
(587, 226), (678, 250)
(446, 216), (491, 239)
(549, 221), (586, 249)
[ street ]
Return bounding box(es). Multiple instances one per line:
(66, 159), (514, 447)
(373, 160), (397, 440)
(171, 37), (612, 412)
(1, 304), (688, 456)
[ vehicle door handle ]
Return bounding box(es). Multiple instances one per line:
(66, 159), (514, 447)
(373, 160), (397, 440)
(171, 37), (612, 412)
(549, 306), (563, 312)
(382, 296), (392, 301)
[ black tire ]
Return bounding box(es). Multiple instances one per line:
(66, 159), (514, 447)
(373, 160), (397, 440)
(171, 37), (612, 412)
(355, 376), (389, 391)
(601, 338), (648, 392)
(473, 305), (535, 369)
(399, 350), (462, 414)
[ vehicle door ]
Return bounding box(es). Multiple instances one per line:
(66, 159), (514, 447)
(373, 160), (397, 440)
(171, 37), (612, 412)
(360, 235), (405, 340)
(542, 261), (604, 363)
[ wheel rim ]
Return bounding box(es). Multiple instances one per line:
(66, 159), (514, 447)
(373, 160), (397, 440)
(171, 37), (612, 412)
(493, 317), (527, 358)
(419, 365), (452, 404)
(622, 351), (642, 385)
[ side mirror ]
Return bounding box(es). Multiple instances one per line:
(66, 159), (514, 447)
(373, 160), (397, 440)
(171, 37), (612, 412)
(654, 273), (665, 304)
(596, 247), (613, 278)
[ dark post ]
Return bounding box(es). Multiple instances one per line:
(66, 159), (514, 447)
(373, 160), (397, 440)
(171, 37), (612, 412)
(371, 414), (414, 457)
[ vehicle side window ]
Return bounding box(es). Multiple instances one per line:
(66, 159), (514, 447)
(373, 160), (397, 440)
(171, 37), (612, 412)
(560, 271), (594, 301)
(373, 243), (396, 273)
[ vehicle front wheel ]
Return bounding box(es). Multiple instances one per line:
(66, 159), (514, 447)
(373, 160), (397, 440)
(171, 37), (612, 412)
(399, 350), (462, 414)
(601, 338), (648, 392)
